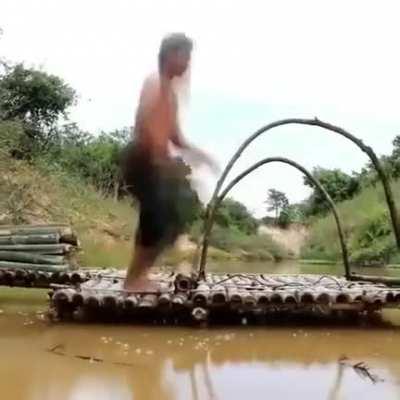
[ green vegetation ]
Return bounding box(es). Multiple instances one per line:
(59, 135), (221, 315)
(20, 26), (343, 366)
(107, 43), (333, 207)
(302, 181), (400, 265)
(303, 167), (360, 216)
(299, 128), (400, 266)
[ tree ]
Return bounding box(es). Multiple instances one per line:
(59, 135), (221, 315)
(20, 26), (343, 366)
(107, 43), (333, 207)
(47, 126), (130, 199)
(265, 189), (289, 222)
(303, 167), (360, 215)
(215, 198), (258, 235)
(0, 63), (76, 154)
(277, 204), (305, 228)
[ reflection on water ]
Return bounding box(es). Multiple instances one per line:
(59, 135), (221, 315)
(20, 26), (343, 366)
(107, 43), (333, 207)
(1, 262), (400, 400)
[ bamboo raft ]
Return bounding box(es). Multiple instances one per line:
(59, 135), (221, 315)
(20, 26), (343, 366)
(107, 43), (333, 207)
(49, 272), (400, 325)
(7, 119), (400, 325)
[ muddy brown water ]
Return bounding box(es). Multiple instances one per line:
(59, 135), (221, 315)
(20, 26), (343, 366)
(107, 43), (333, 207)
(2, 262), (400, 400)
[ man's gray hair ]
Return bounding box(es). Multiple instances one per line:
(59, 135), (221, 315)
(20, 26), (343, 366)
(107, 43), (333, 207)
(158, 33), (193, 68)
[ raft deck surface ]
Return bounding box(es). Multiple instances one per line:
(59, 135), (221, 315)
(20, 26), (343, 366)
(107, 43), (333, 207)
(50, 271), (400, 324)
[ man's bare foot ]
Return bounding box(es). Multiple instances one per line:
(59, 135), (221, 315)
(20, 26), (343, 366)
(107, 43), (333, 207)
(123, 276), (160, 293)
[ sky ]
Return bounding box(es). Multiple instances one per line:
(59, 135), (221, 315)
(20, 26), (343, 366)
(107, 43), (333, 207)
(1, 0), (400, 216)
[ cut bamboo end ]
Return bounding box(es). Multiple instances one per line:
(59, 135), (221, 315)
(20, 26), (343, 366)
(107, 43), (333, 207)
(139, 294), (158, 308)
(15, 269), (27, 281)
(70, 272), (85, 284)
(335, 293), (351, 304)
(124, 295), (138, 310)
(192, 307), (208, 322)
(211, 292), (226, 305)
(53, 289), (74, 304)
(315, 292), (330, 305)
(192, 284), (209, 307)
(158, 293), (172, 307)
(256, 291), (270, 306)
(175, 274), (194, 292)
(270, 292), (284, 305)
(72, 292), (84, 306)
(172, 293), (188, 307)
(300, 292), (314, 304)
(85, 295), (100, 308)
(102, 295), (118, 309)
(228, 288), (243, 307)
(385, 291), (395, 302)
(210, 285), (226, 305)
(243, 292), (257, 307)
(282, 292), (297, 304)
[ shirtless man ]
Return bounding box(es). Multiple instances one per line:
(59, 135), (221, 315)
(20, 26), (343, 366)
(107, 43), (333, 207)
(122, 33), (217, 292)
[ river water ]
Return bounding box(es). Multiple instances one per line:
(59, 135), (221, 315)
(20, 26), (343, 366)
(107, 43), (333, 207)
(1, 262), (400, 400)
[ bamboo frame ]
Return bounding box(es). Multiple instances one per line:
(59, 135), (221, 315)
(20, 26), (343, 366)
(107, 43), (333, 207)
(197, 118), (399, 281)
(198, 157), (350, 280)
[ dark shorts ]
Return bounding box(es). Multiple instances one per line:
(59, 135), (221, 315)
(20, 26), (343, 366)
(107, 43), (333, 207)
(121, 142), (191, 248)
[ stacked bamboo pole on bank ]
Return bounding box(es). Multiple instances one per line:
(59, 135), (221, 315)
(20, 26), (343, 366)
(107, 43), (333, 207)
(0, 224), (80, 287)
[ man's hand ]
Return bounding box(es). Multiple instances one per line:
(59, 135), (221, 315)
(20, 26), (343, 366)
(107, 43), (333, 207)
(185, 146), (220, 175)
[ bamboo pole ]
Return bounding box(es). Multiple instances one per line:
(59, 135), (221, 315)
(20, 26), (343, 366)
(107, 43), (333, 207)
(0, 233), (60, 245)
(0, 251), (65, 265)
(349, 274), (400, 287)
(199, 158), (350, 280)
(0, 244), (73, 254)
(0, 261), (69, 272)
(0, 225), (73, 237)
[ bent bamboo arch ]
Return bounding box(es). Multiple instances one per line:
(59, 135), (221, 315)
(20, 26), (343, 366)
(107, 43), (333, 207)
(198, 157), (350, 280)
(208, 118), (400, 250)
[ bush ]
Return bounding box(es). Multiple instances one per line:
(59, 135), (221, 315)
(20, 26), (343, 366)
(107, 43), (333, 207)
(209, 225), (288, 261)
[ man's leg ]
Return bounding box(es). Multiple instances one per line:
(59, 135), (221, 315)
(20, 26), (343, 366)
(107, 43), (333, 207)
(124, 241), (161, 292)
(124, 186), (166, 292)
